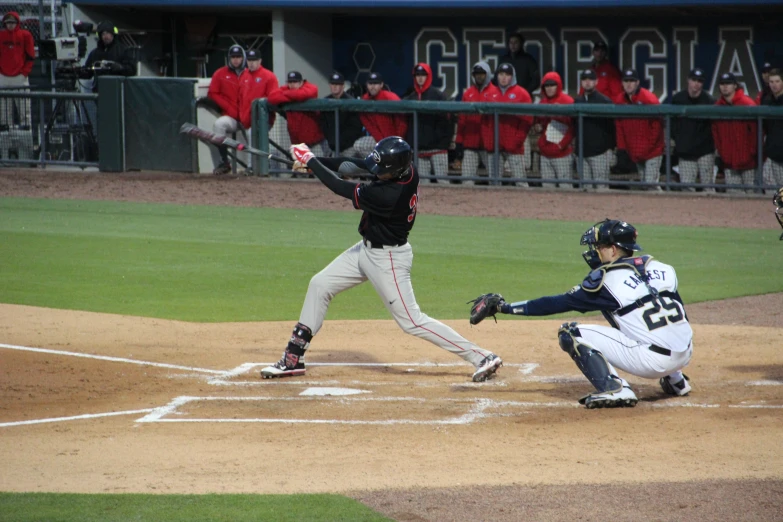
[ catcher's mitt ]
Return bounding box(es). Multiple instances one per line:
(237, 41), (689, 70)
(467, 293), (504, 325)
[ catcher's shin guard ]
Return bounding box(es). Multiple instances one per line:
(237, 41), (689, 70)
(558, 322), (623, 394)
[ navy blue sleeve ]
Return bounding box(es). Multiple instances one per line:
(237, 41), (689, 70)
(501, 286), (620, 316)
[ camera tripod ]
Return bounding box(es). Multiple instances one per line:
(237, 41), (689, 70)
(41, 90), (98, 163)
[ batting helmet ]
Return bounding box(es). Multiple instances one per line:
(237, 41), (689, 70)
(580, 219), (642, 268)
(365, 136), (412, 179)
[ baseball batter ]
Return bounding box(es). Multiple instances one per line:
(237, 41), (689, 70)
(471, 219), (693, 408)
(261, 137), (503, 382)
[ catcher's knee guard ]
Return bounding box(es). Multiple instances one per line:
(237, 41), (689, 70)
(557, 322), (622, 394)
(286, 322), (313, 356)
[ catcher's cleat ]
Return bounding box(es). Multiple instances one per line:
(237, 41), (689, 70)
(261, 352), (306, 379)
(472, 354), (503, 382)
(660, 374), (691, 396)
(213, 161), (232, 176)
(579, 385), (638, 409)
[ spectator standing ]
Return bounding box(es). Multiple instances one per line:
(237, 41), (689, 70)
(320, 72), (364, 157)
(574, 69), (615, 191)
(483, 63), (532, 185)
(757, 62), (773, 105)
(268, 71), (326, 157)
(404, 63), (452, 181)
(83, 21), (135, 92)
(238, 49), (278, 142)
(761, 69), (783, 188)
(354, 72), (407, 158)
(535, 72), (575, 189)
(0, 12), (35, 129)
(456, 61), (501, 184)
(614, 69), (664, 190)
(585, 41), (622, 100)
(495, 32), (540, 96)
(207, 45), (245, 175)
(712, 72), (757, 193)
(671, 68), (715, 192)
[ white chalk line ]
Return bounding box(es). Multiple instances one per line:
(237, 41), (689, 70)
(0, 343), (222, 374)
(0, 408), (155, 428)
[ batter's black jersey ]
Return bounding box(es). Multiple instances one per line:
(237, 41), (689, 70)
(308, 157), (419, 246)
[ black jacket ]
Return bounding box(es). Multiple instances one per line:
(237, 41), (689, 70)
(320, 92), (365, 152)
(494, 51), (540, 95)
(670, 89), (715, 160)
(762, 92), (783, 162)
(403, 85), (452, 151)
(574, 90), (615, 157)
(83, 38), (135, 91)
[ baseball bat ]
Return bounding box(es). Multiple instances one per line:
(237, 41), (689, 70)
(179, 123), (294, 166)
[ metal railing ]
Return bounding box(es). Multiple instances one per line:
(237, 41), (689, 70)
(0, 88), (99, 168)
(253, 98), (783, 193)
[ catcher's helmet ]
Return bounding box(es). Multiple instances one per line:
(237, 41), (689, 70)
(774, 187), (783, 240)
(365, 136), (412, 179)
(580, 219), (642, 268)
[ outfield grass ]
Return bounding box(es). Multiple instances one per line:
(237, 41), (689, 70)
(0, 492), (392, 522)
(1, 197), (780, 322)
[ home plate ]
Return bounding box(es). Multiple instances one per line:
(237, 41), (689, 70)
(300, 387), (371, 396)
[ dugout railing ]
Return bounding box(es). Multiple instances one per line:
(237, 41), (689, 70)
(253, 98), (783, 193)
(0, 88), (99, 168)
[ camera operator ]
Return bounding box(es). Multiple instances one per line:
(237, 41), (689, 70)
(0, 12), (35, 130)
(81, 21), (135, 92)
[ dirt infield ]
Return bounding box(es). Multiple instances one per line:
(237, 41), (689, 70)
(0, 169), (781, 521)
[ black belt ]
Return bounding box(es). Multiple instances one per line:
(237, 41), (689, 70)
(363, 238), (407, 249)
(648, 345), (671, 357)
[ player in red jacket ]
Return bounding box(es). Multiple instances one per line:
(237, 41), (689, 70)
(535, 72), (575, 189)
(712, 72), (757, 193)
(614, 69), (664, 190)
(0, 12), (35, 129)
(238, 49), (278, 134)
(482, 63), (532, 185)
(207, 45), (245, 174)
(456, 61), (501, 184)
(581, 41), (622, 100)
(268, 71), (326, 157)
(353, 72), (408, 159)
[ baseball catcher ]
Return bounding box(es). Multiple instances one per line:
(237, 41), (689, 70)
(470, 219), (694, 409)
(774, 187), (783, 240)
(467, 293), (504, 325)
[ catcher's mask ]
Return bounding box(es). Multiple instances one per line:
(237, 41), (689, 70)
(365, 136), (412, 180)
(774, 187), (783, 240)
(580, 219), (642, 269)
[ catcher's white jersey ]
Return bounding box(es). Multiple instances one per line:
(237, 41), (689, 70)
(600, 258), (693, 352)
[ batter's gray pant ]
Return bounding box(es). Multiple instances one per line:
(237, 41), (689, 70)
(636, 156), (662, 188)
(581, 150), (612, 191)
(541, 154), (575, 189)
(0, 74), (31, 127)
(678, 154), (715, 191)
(724, 168), (755, 193)
(763, 158), (783, 188)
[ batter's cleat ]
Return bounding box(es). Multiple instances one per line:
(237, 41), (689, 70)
(213, 161), (232, 176)
(578, 385), (638, 409)
(261, 352), (306, 379)
(660, 374), (691, 396)
(472, 354), (503, 382)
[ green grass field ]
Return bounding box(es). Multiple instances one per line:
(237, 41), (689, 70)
(1, 196), (780, 520)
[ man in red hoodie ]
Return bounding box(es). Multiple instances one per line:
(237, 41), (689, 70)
(238, 49), (278, 147)
(268, 71), (326, 158)
(484, 63), (532, 186)
(615, 69), (664, 190)
(712, 72), (757, 193)
(535, 72), (575, 189)
(0, 12), (35, 129)
(208, 45), (245, 175)
(403, 63), (452, 182)
(588, 41), (622, 100)
(353, 72), (407, 159)
(456, 61), (500, 184)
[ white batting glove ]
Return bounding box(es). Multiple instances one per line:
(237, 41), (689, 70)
(290, 143), (314, 164)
